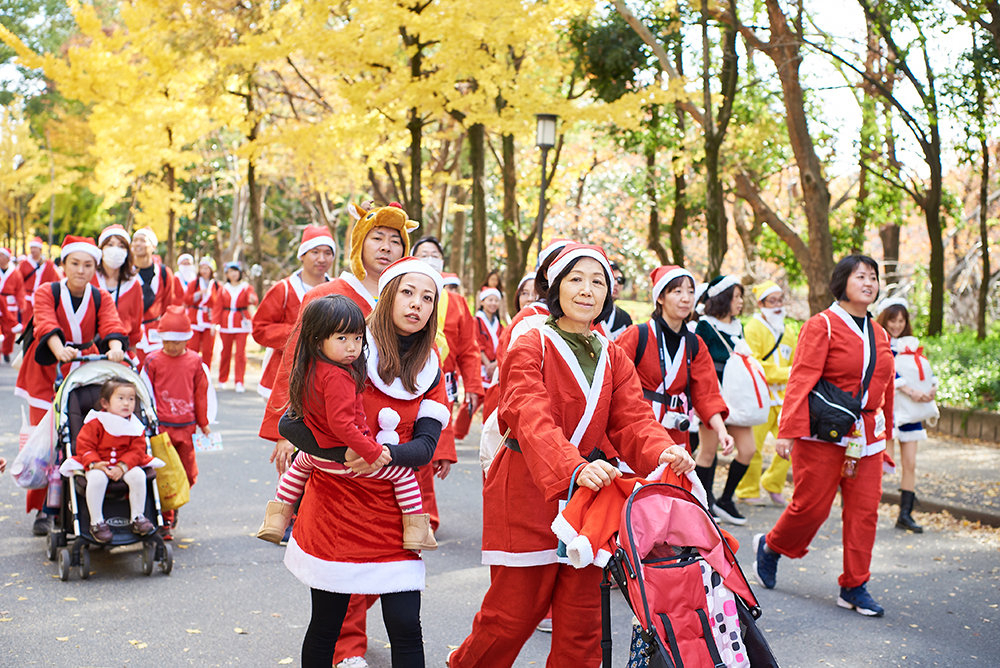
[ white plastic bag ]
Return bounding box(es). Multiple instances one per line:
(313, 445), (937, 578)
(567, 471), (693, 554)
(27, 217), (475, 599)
(721, 346), (771, 427)
(479, 409), (506, 474)
(18, 406), (31, 451)
(10, 408), (56, 489)
(893, 336), (939, 426)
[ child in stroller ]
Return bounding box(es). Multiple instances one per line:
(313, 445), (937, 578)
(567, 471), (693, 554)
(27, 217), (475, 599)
(71, 377), (156, 542)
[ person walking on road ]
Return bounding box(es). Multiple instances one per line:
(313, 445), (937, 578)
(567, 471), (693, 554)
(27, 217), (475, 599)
(130, 227), (174, 365)
(0, 247), (26, 363)
(214, 261), (257, 393)
(18, 236), (60, 324)
(184, 258), (220, 369)
(753, 255), (895, 618)
(93, 225), (143, 359)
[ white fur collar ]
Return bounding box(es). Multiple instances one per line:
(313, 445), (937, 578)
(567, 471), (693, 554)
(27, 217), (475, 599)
(84, 410), (145, 437)
(703, 315), (743, 337)
(365, 329), (440, 400)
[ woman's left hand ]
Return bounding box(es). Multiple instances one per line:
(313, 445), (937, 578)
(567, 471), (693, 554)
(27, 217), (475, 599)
(432, 459), (452, 480)
(106, 347), (125, 363)
(659, 445), (695, 475)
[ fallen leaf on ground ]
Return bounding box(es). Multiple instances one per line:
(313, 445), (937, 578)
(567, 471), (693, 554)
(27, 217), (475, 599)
(186, 629), (201, 634)
(63, 597), (77, 601)
(129, 639), (148, 649)
(234, 627), (248, 634)
(56, 637), (68, 641)
(278, 658), (293, 665)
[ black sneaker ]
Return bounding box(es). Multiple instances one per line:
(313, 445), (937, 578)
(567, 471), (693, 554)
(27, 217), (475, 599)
(837, 583), (885, 617)
(712, 499), (747, 526)
(33, 512), (53, 536)
(753, 533), (779, 590)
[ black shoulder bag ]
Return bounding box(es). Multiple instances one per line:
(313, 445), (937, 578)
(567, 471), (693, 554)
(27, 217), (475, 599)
(807, 314), (877, 443)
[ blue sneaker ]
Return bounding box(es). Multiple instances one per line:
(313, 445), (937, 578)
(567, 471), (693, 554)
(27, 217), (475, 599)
(752, 533), (779, 590)
(837, 583), (885, 617)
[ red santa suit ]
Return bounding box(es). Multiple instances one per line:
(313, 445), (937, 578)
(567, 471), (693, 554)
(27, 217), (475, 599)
(449, 324), (679, 668)
(18, 255), (59, 324)
(134, 262), (175, 364)
(72, 411), (154, 471)
(171, 255), (194, 307)
(473, 309), (504, 384)
(252, 269), (327, 400)
(213, 281), (257, 385)
(766, 304), (895, 589)
(92, 273), (143, 352)
(183, 276), (220, 368)
(0, 254), (26, 356)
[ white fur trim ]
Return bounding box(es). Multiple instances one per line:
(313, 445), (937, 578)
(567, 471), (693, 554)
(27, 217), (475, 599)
(283, 536), (425, 594)
(378, 407), (401, 430)
(376, 430), (400, 446)
(546, 248), (612, 284)
(442, 276), (461, 287)
(755, 283), (782, 303)
(517, 272), (536, 293)
(61, 242), (102, 263)
(377, 258), (444, 297)
(550, 511), (580, 547)
(566, 535), (595, 569)
(652, 268), (695, 304)
(481, 549), (559, 567)
(15, 386), (52, 410)
(876, 296), (909, 316)
(416, 399), (451, 428)
(479, 287), (502, 301)
(176, 253), (194, 265)
(98, 227), (130, 245)
(133, 227), (157, 248)
(29, 239), (43, 249)
(256, 384), (272, 399)
(595, 549), (613, 569)
(707, 275), (740, 298)
(365, 331), (440, 400)
(85, 410), (146, 437)
(339, 271), (376, 309)
(159, 330), (193, 342)
(537, 240), (568, 268)
(298, 235), (336, 258)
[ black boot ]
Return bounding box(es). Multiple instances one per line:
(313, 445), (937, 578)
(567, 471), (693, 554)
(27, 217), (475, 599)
(713, 460), (750, 526)
(896, 490), (923, 533)
(695, 456), (718, 510)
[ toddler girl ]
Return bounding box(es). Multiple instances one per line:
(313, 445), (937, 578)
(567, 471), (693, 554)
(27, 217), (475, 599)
(73, 377), (156, 543)
(256, 295), (437, 551)
(876, 297), (938, 534)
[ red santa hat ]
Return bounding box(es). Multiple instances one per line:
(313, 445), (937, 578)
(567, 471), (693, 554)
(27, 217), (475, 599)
(537, 238), (572, 270)
(545, 243), (613, 284)
(60, 235), (102, 263)
(441, 272), (461, 287)
(0, 247), (11, 259)
(297, 225), (337, 258)
(377, 257), (444, 298)
(98, 224), (130, 246)
(479, 287), (502, 302)
(517, 272), (536, 293)
(650, 265), (695, 304)
(29, 236), (44, 249)
(158, 305), (193, 341)
(133, 226), (158, 249)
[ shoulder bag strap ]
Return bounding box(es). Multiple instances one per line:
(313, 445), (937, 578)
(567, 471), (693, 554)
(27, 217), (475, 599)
(762, 330), (783, 361)
(858, 317), (877, 400)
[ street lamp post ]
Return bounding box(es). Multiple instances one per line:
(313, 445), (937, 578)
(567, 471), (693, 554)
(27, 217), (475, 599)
(534, 114), (558, 258)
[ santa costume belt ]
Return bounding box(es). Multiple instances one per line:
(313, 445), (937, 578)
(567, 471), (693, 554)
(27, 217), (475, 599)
(143, 315), (161, 325)
(503, 438), (617, 466)
(160, 420), (197, 428)
(642, 388), (686, 405)
(223, 307), (247, 312)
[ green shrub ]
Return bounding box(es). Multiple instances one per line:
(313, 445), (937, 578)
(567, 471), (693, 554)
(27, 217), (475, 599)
(923, 332), (1000, 412)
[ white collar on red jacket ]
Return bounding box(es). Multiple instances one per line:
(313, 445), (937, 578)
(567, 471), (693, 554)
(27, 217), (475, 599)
(538, 324), (610, 447)
(339, 271), (376, 310)
(475, 310), (501, 350)
(224, 280), (249, 295)
(58, 279), (92, 344)
(138, 263), (161, 294)
(0, 263), (13, 290)
(96, 272), (138, 296)
(365, 329), (440, 400)
(84, 410), (145, 437)
(828, 302), (873, 402)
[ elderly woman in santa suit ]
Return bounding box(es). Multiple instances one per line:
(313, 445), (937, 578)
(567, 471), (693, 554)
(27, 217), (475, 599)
(92, 224), (143, 355)
(448, 244), (695, 668)
(15, 235), (128, 535)
(284, 256), (450, 668)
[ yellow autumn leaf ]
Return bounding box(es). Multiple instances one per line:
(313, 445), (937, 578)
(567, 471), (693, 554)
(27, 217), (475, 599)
(186, 629), (201, 634)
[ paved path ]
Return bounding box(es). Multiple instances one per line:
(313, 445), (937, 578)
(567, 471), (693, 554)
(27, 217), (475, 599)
(1, 363), (998, 667)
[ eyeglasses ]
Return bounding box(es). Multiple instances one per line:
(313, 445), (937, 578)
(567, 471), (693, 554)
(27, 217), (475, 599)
(763, 297), (784, 307)
(615, 277), (626, 286)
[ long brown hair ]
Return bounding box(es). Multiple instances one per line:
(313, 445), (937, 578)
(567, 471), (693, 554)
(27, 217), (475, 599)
(368, 274), (439, 394)
(287, 295), (368, 418)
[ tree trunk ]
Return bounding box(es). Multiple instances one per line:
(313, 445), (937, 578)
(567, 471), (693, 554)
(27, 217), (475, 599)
(645, 107), (670, 266)
(924, 121), (945, 336)
(469, 123), (487, 292)
(409, 106), (422, 223)
(165, 162), (176, 268)
(245, 84), (264, 296)
(501, 133), (526, 313)
(879, 225), (901, 289)
(450, 184), (467, 288)
(978, 137), (990, 340)
(670, 50), (687, 268)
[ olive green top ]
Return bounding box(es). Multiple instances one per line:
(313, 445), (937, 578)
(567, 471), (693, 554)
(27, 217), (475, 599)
(546, 316), (603, 385)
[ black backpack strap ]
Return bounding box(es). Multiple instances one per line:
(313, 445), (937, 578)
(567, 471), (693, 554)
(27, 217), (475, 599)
(91, 284), (102, 312)
(762, 330), (783, 361)
(634, 322), (649, 365)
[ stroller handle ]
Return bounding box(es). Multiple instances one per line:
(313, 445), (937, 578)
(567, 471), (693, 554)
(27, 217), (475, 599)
(77, 353), (136, 367)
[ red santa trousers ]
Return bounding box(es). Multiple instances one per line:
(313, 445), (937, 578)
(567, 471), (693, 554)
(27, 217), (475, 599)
(218, 332), (247, 384)
(187, 328), (216, 370)
(449, 563), (603, 668)
(453, 399), (474, 441)
(765, 438), (882, 589)
(164, 425), (199, 487)
(332, 594), (379, 664)
(1, 318), (16, 356)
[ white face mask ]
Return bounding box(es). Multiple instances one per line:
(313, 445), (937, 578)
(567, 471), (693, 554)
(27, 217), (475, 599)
(421, 256), (444, 273)
(178, 265), (197, 282)
(102, 246), (128, 270)
(763, 307), (786, 327)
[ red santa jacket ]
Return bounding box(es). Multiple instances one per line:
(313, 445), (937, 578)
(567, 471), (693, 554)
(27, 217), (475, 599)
(252, 270), (325, 399)
(72, 411), (153, 470)
(474, 311), (504, 363)
(0, 262), (25, 332)
(141, 349), (210, 429)
(183, 277), (219, 331)
(482, 302), (550, 419)
(482, 325), (678, 565)
(439, 290), (484, 398)
(259, 275), (376, 442)
(302, 362), (382, 464)
(617, 319), (729, 449)
(778, 303), (895, 455)
(213, 281), (257, 333)
(92, 273), (143, 349)
(15, 280), (127, 410)
(135, 263), (174, 354)
(171, 273), (189, 307)
(18, 258), (59, 321)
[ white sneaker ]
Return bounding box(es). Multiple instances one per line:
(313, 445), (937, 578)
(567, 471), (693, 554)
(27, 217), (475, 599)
(336, 657), (368, 668)
(535, 618), (552, 633)
(235, 382), (245, 394)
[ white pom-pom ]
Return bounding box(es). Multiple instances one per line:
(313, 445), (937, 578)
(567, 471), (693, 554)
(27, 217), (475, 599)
(378, 407), (401, 431)
(377, 430), (400, 446)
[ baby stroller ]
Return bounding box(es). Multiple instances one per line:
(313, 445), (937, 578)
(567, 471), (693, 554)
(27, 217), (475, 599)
(45, 356), (173, 580)
(602, 482), (779, 668)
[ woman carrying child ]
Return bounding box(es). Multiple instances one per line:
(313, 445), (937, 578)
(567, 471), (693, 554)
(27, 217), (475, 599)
(281, 257), (450, 668)
(65, 377), (156, 542)
(875, 297), (937, 533)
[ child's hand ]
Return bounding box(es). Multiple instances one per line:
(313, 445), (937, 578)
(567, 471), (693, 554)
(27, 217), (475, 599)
(344, 447), (358, 462)
(107, 464), (125, 481)
(717, 430), (735, 456)
(372, 446), (392, 470)
(659, 445), (695, 475)
(200, 425), (212, 435)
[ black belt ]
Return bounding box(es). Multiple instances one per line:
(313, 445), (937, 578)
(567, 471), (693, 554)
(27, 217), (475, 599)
(504, 439), (616, 465)
(142, 316), (161, 325)
(160, 420), (197, 428)
(223, 307), (246, 312)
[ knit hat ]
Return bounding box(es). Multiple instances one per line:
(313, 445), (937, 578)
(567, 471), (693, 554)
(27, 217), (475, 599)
(158, 305), (193, 341)
(752, 280), (782, 303)
(479, 287), (502, 302)
(199, 256), (216, 271)
(60, 235), (102, 263)
(176, 253), (194, 266)
(133, 226), (158, 249)
(98, 224), (130, 246)
(546, 244), (613, 284)
(441, 272), (461, 287)
(876, 296), (909, 316)
(517, 272), (536, 293)
(706, 275), (740, 299)
(650, 265), (695, 304)
(537, 238), (572, 270)
(377, 257), (443, 298)
(29, 237), (43, 249)
(0, 247), (11, 259)
(297, 225), (336, 258)
(348, 202), (419, 280)
(224, 261), (242, 277)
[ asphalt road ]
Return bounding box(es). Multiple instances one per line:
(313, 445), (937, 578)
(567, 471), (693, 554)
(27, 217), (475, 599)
(1, 362), (997, 667)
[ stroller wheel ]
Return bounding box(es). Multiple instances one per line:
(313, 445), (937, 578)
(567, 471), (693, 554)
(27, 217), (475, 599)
(80, 547), (91, 580)
(141, 542), (155, 576)
(160, 543), (173, 575)
(58, 548), (71, 581)
(47, 532), (60, 561)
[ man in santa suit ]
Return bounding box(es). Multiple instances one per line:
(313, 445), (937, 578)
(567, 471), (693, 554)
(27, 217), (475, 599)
(131, 227), (175, 365)
(18, 236), (59, 324)
(0, 247), (26, 362)
(252, 225), (334, 400)
(172, 254), (196, 307)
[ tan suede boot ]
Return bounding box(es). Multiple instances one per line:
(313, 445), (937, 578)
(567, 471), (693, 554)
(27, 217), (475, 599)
(402, 513), (438, 551)
(256, 501), (294, 544)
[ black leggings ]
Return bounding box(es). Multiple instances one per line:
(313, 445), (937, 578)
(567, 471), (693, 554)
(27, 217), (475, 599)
(301, 589), (424, 668)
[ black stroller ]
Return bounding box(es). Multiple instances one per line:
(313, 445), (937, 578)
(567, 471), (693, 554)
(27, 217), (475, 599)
(45, 357), (173, 580)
